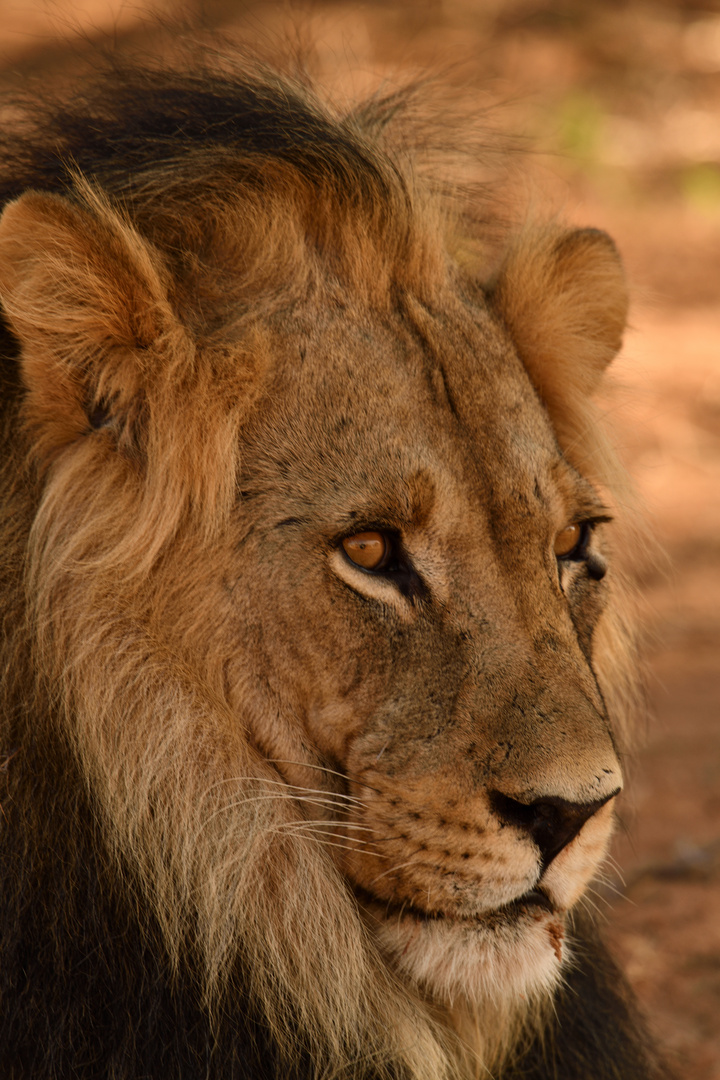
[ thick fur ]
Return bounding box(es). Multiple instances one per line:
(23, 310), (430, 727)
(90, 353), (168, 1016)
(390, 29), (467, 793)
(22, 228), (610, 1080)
(0, 55), (668, 1079)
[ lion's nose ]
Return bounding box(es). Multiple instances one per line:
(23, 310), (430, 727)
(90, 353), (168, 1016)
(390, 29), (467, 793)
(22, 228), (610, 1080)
(489, 788), (620, 870)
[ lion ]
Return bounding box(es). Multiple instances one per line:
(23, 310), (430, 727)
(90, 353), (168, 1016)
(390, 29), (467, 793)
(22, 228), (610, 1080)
(0, 53), (669, 1079)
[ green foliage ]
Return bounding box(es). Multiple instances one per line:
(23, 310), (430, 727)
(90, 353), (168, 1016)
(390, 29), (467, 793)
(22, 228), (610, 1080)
(556, 91), (604, 162)
(680, 163), (720, 211)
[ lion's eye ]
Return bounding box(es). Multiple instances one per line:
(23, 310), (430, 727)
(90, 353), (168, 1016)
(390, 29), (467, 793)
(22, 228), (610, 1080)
(342, 531), (392, 571)
(554, 523), (583, 559)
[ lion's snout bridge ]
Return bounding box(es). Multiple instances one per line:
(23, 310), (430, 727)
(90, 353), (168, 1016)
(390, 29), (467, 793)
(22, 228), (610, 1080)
(489, 788), (621, 870)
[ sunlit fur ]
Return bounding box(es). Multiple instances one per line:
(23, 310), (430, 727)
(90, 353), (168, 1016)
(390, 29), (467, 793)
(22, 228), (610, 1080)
(0, 55), (649, 1080)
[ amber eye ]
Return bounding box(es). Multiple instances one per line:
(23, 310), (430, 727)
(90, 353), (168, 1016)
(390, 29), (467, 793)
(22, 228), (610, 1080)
(341, 531), (392, 571)
(554, 523), (582, 558)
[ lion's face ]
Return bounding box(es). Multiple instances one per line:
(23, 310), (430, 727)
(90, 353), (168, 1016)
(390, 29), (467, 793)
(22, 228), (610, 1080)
(210, 290), (621, 1004)
(0, 169), (629, 1035)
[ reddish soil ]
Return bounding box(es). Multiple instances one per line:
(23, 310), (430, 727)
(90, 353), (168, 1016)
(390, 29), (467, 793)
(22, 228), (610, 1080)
(1, 3), (718, 1077)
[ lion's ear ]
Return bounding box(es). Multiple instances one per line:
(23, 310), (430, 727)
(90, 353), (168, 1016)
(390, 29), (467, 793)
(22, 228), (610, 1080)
(0, 185), (186, 458)
(488, 226), (628, 421)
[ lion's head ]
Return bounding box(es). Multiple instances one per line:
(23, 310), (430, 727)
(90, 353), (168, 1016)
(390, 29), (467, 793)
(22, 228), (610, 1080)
(0, 59), (641, 1079)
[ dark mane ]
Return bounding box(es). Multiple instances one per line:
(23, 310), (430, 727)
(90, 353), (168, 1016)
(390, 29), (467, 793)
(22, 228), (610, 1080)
(0, 62), (398, 207)
(0, 58), (425, 408)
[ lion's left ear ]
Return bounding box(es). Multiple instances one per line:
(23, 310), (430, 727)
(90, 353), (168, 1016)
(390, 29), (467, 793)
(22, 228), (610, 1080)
(488, 226), (628, 422)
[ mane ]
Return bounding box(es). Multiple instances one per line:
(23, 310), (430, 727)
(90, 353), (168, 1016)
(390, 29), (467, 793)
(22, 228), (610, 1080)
(0, 57), (396, 200)
(0, 58), (460, 344)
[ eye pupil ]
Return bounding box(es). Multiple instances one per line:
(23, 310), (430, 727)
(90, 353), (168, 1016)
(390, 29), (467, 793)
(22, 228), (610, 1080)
(342, 531), (390, 571)
(554, 523), (582, 558)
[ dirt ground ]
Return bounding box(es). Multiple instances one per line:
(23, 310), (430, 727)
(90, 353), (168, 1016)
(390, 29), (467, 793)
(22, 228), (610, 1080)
(1, 2), (718, 1076)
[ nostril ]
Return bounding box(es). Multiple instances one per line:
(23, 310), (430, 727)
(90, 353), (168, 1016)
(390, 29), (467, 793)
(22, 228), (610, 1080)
(489, 788), (620, 870)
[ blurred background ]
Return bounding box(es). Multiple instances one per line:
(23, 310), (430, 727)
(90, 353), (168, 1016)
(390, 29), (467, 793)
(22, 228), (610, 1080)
(1, 2), (718, 1076)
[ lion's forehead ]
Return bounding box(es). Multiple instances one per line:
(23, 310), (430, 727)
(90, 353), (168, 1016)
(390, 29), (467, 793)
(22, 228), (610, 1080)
(242, 298), (566, 526)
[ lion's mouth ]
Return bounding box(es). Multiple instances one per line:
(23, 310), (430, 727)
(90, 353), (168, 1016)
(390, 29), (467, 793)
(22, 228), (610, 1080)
(499, 888), (555, 917)
(355, 884), (556, 925)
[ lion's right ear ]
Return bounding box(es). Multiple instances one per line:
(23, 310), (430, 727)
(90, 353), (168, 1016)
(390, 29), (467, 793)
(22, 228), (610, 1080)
(0, 185), (188, 461)
(486, 225), (629, 483)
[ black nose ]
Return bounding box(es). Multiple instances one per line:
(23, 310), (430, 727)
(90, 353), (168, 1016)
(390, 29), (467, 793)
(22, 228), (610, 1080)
(489, 788), (620, 870)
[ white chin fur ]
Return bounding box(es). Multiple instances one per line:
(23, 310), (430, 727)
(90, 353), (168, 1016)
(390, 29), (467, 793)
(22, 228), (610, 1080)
(373, 908), (565, 1006)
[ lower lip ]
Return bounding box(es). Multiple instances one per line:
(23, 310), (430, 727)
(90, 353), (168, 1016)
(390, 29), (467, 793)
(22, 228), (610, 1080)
(357, 886), (556, 924)
(500, 889), (555, 916)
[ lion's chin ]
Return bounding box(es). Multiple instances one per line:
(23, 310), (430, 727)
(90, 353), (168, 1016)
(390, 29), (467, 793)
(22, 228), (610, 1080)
(360, 890), (566, 1006)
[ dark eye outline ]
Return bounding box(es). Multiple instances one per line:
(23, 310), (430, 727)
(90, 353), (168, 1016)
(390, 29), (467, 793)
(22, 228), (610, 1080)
(555, 521), (592, 563)
(556, 517), (611, 583)
(337, 528), (427, 601)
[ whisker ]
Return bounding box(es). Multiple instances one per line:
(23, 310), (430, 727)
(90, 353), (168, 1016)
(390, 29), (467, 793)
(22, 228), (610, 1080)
(203, 774), (367, 809)
(578, 893), (604, 918)
(200, 797), (380, 847)
(272, 819), (377, 834)
(199, 793), (343, 831)
(214, 774), (367, 808)
(273, 827), (386, 854)
(268, 831), (384, 858)
(268, 759), (384, 798)
(590, 876), (626, 903)
(363, 834), (405, 845)
(258, 777), (367, 807)
(602, 855), (627, 887)
(368, 859), (418, 887)
(267, 759), (353, 785)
